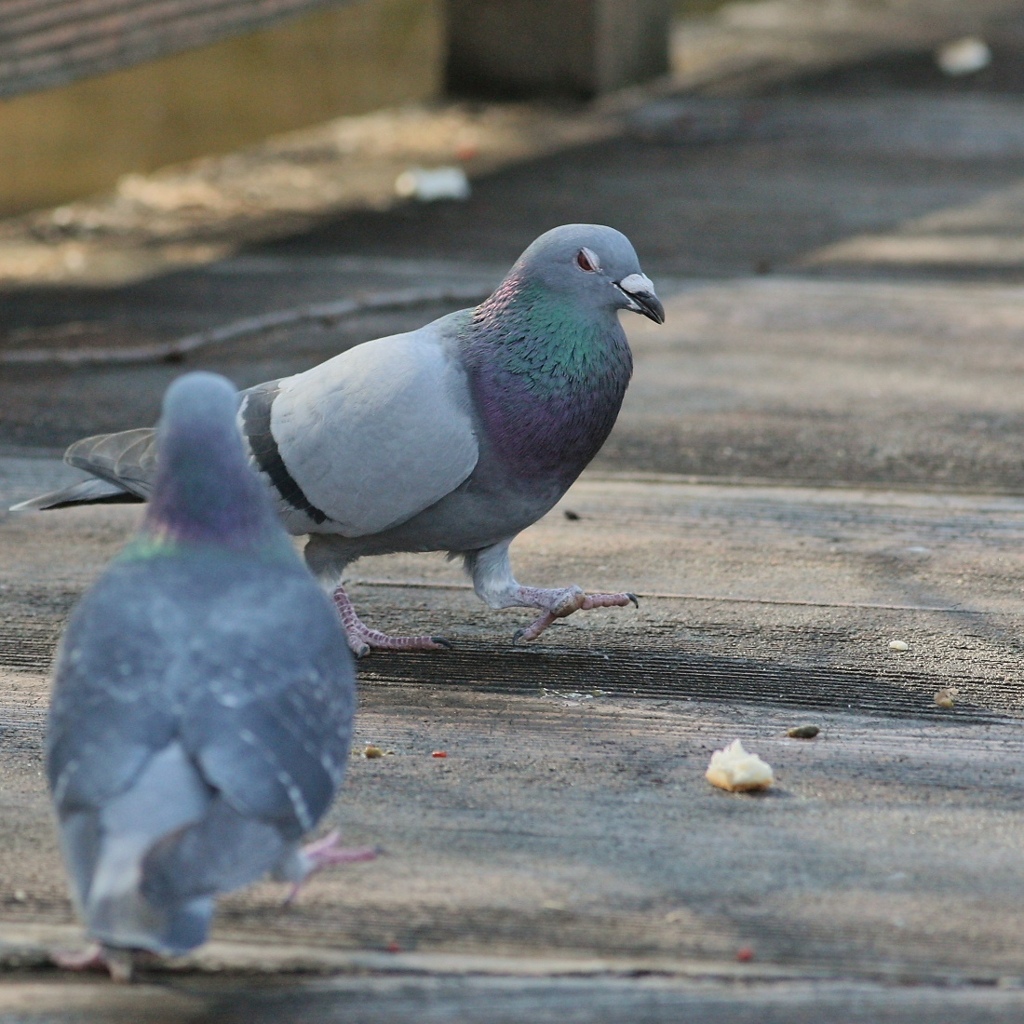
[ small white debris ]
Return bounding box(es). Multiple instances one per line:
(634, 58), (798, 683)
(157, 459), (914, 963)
(936, 37), (992, 76)
(934, 687), (959, 709)
(889, 639), (909, 652)
(706, 739), (774, 793)
(395, 166), (471, 202)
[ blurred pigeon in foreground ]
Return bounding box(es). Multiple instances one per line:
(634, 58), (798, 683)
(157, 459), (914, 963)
(16, 225), (664, 655)
(46, 372), (373, 981)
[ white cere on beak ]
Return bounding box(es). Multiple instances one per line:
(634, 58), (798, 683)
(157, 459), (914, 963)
(614, 271), (665, 323)
(618, 272), (654, 295)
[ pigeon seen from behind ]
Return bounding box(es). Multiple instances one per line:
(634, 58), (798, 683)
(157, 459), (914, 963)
(16, 225), (665, 656)
(46, 372), (374, 980)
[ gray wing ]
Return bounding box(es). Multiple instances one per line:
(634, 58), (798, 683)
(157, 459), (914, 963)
(48, 556), (354, 947)
(50, 556), (353, 835)
(268, 315), (480, 536)
(180, 565), (355, 837)
(48, 562), (181, 815)
(139, 584), (356, 914)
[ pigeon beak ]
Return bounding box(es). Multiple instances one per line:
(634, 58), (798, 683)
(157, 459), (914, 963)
(616, 273), (665, 324)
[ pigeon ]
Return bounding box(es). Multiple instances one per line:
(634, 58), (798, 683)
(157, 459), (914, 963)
(46, 372), (374, 980)
(15, 224), (664, 656)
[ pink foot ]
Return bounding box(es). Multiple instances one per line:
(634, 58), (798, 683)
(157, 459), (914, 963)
(285, 829), (383, 905)
(513, 588), (639, 643)
(332, 585), (451, 657)
(53, 943), (135, 982)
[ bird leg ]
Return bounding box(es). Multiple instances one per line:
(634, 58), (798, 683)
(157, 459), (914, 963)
(283, 829), (382, 905)
(468, 540), (639, 643)
(331, 584), (452, 657)
(52, 943), (136, 983)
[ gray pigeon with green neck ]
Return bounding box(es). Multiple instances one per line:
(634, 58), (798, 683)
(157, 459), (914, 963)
(47, 372), (374, 980)
(15, 225), (664, 655)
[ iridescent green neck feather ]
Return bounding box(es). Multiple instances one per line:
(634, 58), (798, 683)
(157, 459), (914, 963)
(464, 274), (633, 484)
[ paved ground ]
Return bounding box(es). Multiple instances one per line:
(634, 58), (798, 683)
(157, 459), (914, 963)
(4, 0), (1024, 1019)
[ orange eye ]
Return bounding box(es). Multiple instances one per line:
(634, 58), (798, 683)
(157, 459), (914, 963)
(576, 247), (600, 272)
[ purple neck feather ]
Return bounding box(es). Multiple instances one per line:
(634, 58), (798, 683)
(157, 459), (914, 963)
(144, 420), (274, 550)
(465, 272), (633, 485)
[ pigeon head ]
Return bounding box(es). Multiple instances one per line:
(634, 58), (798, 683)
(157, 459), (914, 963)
(143, 372), (283, 551)
(505, 224), (664, 325)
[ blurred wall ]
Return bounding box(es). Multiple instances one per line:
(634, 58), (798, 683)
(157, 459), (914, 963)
(0, 0), (441, 216)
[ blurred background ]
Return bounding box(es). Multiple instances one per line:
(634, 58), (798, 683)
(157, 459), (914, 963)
(2, 0), (1016, 216)
(0, 0), (443, 216)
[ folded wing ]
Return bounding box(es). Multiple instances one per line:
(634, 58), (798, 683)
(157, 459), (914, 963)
(267, 321), (479, 536)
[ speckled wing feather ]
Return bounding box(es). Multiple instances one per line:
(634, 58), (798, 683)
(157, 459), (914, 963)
(49, 556), (351, 838)
(48, 552), (354, 951)
(267, 313), (480, 536)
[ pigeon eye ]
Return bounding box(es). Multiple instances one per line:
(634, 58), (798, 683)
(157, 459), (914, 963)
(576, 247), (600, 273)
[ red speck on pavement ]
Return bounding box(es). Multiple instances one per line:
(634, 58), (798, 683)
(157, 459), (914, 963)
(736, 946), (754, 962)
(431, 751), (448, 758)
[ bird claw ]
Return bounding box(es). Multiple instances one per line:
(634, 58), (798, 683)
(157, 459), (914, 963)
(350, 632), (451, 655)
(332, 585), (450, 655)
(284, 830), (383, 905)
(513, 613), (556, 644)
(512, 589), (639, 643)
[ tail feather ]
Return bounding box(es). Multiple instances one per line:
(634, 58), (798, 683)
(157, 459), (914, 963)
(9, 427), (158, 512)
(86, 848), (214, 955)
(142, 799), (289, 904)
(65, 427), (158, 498)
(9, 477), (141, 512)
(68, 743), (216, 955)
